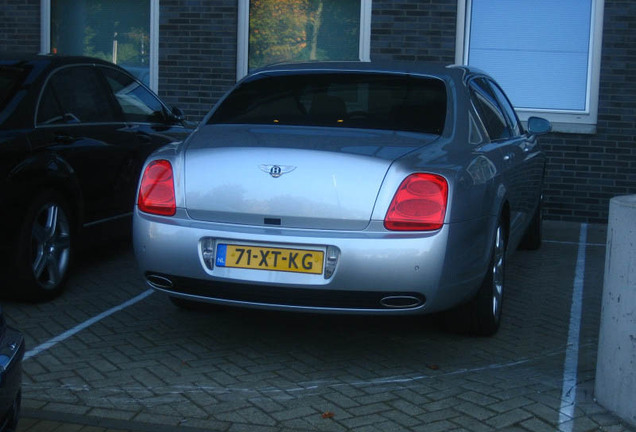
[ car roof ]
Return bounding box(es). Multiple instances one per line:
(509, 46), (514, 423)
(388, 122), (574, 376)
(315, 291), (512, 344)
(247, 61), (478, 82)
(0, 53), (123, 69)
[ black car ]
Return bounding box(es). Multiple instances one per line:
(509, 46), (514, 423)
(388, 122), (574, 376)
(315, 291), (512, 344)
(0, 306), (23, 431)
(0, 54), (193, 301)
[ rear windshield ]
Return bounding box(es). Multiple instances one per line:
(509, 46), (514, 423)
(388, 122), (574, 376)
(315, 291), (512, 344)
(208, 73), (447, 135)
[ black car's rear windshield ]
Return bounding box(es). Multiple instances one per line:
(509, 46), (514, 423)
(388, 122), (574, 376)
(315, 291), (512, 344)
(208, 73), (447, 135)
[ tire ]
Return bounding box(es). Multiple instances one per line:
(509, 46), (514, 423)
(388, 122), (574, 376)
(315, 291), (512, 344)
(519, 199), (542, 250)
(468, 220), (506, 336)
(15, 191), (73, 301)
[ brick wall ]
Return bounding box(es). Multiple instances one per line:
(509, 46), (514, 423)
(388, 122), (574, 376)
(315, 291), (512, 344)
(158, 0), (237, 120)
(370, 0), (457, 63)
(0, 0), (40, 53)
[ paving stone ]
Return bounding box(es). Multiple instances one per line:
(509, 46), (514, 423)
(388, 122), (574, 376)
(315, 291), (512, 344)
(411, 420), (458, 432)
(454, 401), (496, 421)
(450, 416), (497, 432)
(485, 408), (534, 429)
(520, 417), (560, 432)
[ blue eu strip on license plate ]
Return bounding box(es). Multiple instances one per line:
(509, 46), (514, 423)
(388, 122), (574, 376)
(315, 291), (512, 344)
(216, 244), (228, 267)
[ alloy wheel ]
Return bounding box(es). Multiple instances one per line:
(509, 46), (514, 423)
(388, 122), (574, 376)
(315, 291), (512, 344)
(491, 224), (505, 322)
(30, 201), (71, 290)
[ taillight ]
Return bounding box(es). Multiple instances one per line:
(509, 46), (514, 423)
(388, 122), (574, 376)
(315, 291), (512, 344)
(138, 160), (176, 216)
(384, 173), (448, 231)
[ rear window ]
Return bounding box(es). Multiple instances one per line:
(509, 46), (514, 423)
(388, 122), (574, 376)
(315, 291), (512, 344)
(0, 65), (29, 112)
(208, 73), (447, 135)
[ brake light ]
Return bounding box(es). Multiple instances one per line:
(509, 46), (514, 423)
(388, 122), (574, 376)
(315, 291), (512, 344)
(138, 160), (176, 216)
(384, 173), (448, 231)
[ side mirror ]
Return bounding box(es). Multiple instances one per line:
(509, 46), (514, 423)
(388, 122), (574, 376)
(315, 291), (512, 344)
(169, 106), (185, 123)
(527, 116), (551, 136)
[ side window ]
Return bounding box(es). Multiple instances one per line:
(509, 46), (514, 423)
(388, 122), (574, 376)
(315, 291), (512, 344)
(469, 78), (511, 141)
(100, 67), (166, 124)
(488, 80), (522, 137)
(36, 85), (65, 125)
(39, 66), (118, 124)
(468, 111), (485, 145)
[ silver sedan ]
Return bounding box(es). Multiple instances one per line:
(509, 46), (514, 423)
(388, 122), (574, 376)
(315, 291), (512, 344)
(133, 62), (551, 335)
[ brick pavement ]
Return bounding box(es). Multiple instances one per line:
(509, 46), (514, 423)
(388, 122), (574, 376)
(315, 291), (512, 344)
(4, 221), (635, 432)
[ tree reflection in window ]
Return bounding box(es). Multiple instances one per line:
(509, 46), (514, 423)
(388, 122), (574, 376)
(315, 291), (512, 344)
(249, 0), (360, 70)
(50, 0), (150, 85)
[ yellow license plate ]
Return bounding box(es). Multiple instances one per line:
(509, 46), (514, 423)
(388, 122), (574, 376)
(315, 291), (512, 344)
(216, 244), (324, 274)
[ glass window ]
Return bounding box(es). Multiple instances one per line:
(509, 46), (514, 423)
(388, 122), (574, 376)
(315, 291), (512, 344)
(456, 0), (604, 133)
(469, 78), (510, 141)
(100, 66), (165, 124)
(209, 73), (447, 135)
(468, 112), (485, 145)
(38, 66), (118, 124)
(238, 0), (371, 78)
(488, 80), (521, 137)
(47, 0), (153, 88)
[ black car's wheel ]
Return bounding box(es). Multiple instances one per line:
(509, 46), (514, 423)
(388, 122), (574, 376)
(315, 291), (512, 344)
(468, 220), (506, 336)
(16, 191), (72, 301)
(519, 199), (542, 250)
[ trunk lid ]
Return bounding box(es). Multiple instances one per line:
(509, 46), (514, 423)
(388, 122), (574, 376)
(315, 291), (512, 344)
(183, 125), (435, 230)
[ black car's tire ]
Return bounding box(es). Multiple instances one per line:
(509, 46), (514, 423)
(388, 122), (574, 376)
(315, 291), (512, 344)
(519, 200), (542, 250)
(468, 220), (506, 336)
(15, 191), (72, 301)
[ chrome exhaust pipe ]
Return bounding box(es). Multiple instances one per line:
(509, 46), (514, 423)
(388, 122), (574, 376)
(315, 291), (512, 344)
(380, 295), (423, 309)
(146, 274), (174, 290)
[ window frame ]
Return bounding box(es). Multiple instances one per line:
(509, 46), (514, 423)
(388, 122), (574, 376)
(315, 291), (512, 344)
(100, 65), (169, 125)
(455, 0), (605, 134)
(39, 0), (160, 93)
(236, 0), (372, 81)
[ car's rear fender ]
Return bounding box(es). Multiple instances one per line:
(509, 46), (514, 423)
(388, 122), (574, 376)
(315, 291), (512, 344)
(7, 150), (83, 233)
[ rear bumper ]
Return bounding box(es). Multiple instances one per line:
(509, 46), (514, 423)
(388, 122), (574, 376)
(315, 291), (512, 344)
(134, 210), (492, 315)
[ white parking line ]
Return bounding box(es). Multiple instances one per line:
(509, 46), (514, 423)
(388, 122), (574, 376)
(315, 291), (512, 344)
(558, 223), (588, 428)
(544, 239), (604, 247)
(24, 289), (154, 360)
